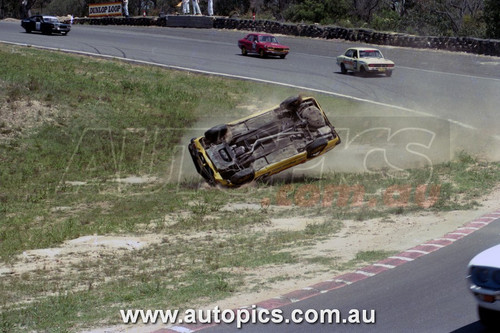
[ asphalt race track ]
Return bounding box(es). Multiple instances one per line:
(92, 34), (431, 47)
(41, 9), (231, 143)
(203, 217), (500, 332)
(1, 20), (500, 137)
(1, 20), (500, 332)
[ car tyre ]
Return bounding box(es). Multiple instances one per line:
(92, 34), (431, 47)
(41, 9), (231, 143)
(279, 96), (302, 111)
(280, 54), (286, 59)
(340, 63), (347, 74)
(478, 306), (500, 328)
(204, 124), (228, 144)
(385, 70), (393, 77)
(241, 47), (247, 56)
(230, 168), (255, 185)
(359, 66), (367, 77)
(306, 137), (328, 157)
(259, 49), (265, 58)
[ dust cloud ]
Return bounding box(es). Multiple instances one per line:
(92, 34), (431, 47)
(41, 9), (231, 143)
(175, 95), (500, 187)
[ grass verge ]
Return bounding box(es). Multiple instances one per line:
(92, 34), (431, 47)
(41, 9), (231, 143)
(1, 44), (500, 332)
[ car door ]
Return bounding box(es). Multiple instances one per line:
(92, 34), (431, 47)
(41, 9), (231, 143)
(250, 35), (258, 53)
(35, 16), (42, 31)
(240, 34), (251, 50)
(23, 17), (33, 31)
(351, 49), (359, 71)
(344, 49), (355, 70)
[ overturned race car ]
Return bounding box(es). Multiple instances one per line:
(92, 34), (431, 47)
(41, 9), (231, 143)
(188, 96), (341, 187)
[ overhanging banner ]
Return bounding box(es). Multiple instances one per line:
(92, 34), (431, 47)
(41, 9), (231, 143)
(89, 2), (123, 17)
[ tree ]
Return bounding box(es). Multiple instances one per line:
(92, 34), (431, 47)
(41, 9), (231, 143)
(0, 0), (493, 39)
(283, 0), (348, 24)
(45, 0), (87, 16)
(484, 0), (500, 38)
(284, 0), (327, 23)
(214, 0), (250, 16)
(390, 0), (418, 17)
(352, 0), (382, 22)
(21, 0), (37, 17)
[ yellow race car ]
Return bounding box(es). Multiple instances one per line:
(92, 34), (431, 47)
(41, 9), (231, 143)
(188, 96), (341, 187)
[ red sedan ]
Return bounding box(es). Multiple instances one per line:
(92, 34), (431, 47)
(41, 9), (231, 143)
(238, 33), (289, 59)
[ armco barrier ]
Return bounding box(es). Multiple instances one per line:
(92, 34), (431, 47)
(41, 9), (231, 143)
(72, 16), (500, 57)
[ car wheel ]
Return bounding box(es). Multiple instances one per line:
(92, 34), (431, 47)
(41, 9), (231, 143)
(204, 124), (228, 144)
(340, 63), (347, 74)
(306, 137), (328, 158)
(241, 47), (247, 56)
(230, 168), (255, 185)
(259, 49), (265, 58)
(279, 96), (302, 111)
(188, 140), (202, 174)
(385, 70), (393, 77)
(478, 306), (500, 328)
(359, 66), (367, 77)
(25, 28), (32, 33)
(280, 54), (286, 59)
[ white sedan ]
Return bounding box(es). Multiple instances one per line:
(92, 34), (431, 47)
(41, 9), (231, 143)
(336, 47), (395, 77)
(468, 244), (500, 328)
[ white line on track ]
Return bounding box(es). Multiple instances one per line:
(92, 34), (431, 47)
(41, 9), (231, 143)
(396, 65), (500, 82)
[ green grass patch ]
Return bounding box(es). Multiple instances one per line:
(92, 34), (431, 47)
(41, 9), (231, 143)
(2, 44), (500, 332)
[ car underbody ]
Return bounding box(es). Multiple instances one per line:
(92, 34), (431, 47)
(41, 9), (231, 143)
(189, 96), (340, 186)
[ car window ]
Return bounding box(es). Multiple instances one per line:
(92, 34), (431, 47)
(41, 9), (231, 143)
(259, 36), (274, 43)
(359, 50), (383, 58)
(345, 50), (353, 58)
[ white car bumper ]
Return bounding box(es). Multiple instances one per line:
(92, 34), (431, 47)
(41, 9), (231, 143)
(470, 284), (500, 311)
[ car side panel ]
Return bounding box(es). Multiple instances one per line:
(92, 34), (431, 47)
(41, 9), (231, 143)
(239, 38), (250, 50)
(21, 20), (33, 31)
(343, 56), (355, 71)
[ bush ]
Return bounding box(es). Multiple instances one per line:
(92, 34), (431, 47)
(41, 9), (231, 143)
(214, 0), (250, 17)
(371, 9), (401, 32)
(484, 0), (500, 38)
